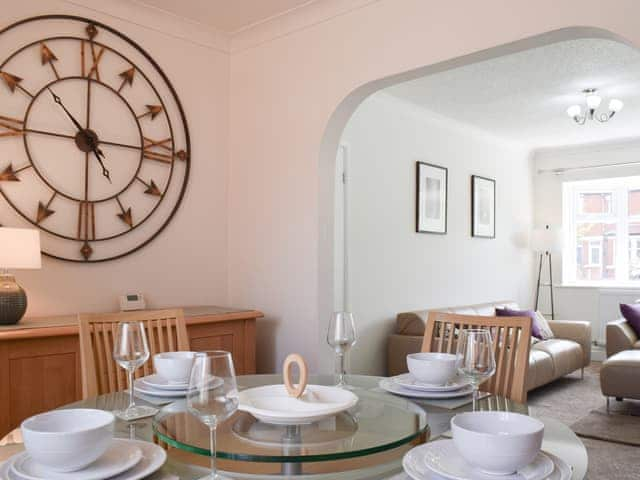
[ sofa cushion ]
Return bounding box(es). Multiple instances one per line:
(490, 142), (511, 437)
(620, 303), (640, 337)
(496, 307), (541, 339)
(396, 301), (518, 336)
(533, 339), (583, 378)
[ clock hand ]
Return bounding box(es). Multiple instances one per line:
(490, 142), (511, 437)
(92, 147), (111, 183)
(47, 88), (84, 133)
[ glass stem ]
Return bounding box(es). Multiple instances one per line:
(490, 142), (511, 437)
(336, 352), (346, 386)
(209, 424), (217, 480)
(472, 383), (479, 412)
(127, 368), (135, 411)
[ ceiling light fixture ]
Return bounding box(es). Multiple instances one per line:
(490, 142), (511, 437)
(566, 88), (624, 124)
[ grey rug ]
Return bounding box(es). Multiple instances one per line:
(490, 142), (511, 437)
(527, 363), (640, 480)
(571, 409), (640, 446)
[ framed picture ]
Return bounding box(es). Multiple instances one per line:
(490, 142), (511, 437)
(471, 175), (496, 238)
(416, 162), (448, 234)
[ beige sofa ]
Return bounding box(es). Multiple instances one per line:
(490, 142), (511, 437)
(387, 300), (592, 391)
(606, 318), (640, 357)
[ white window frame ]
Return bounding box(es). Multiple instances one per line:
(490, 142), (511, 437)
(563, 176), (640, 286)
(586, 238), (602, 267)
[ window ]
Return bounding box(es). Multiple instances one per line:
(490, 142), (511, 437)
(563, 176), (640, 284)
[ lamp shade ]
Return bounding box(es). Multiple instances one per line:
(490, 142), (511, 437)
(531, 225), (562, 253)
(0, 228), (41, 269)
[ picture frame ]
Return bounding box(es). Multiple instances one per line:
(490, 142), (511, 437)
(471, 175), (496, 238)
(416, 162), (448, 234)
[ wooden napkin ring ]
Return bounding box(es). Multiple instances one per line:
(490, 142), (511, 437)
(283, 353), (308, 398)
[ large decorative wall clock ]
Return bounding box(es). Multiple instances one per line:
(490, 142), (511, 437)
(0, 15), (190, 262)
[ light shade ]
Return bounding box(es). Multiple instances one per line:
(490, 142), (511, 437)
(566, 105), (581, 118)
(531, 225), (563, 253)
(0, 228), (41, 269)
(586, 94), (602, 109)
(609, 98), (624, 112)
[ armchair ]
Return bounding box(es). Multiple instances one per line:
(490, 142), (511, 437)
(606, 319), (640, 357)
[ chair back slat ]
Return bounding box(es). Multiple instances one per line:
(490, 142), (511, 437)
(421, 312), (531, 403)
(79, 309), (188, 398)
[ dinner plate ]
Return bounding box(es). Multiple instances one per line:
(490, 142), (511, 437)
(403, 442), (570, 480)
(1, 440), (166, 480)
(133, 378), (191, 398)
(392, 374), (472, 392)
(140, 374), (189, 391)
(416, 439), (554, 480)
(379, 378), (473, 399)
(9, 439), (142, 480)
(238, 384), (359, 425)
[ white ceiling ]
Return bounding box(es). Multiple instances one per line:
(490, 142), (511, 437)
(384, 38), (640, 150)
(135, 0), (317, 33)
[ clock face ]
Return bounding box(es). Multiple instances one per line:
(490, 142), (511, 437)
(0, 16), (190, 262)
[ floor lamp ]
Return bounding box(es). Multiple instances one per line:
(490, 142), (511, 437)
(532, 225), (562, 319)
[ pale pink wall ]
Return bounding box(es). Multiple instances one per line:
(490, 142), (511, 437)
(0, 0), (230, 315)
(228, 0), (640, 372)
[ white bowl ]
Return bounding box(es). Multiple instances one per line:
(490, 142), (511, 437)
(21, 409), (114, 472)
(451, 411), (544, 475)
(153, 351), (196, 384)
(406, 352), (457, 385)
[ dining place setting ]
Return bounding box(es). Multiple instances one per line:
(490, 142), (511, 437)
(0, 310), (587, 480)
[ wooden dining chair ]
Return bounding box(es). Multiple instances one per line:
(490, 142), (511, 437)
(78, 309), (189, 398)
(421, 311), (532, 403)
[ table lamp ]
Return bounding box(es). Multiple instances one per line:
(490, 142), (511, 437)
(0, 227), (41, 325)
(531, 224), (562, 319)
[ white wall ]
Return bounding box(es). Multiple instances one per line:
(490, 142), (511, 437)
(0, 1), (230, 316)
(341, 93), (534, 375)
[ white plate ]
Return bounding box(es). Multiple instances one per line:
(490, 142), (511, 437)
(141, 374), (189, 391)
(9, 439), (142, 480)
(133, 378), (191, 398)
(1, 440), (166, 480)
(393, 374), (472, 392)
(379, 378), (473, 399)
(418, 439), (554, 480)
(238, 384), (359, 425)
(403, 442), (571, 480)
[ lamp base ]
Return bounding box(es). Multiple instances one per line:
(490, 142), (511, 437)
(0, 274), (27, 325)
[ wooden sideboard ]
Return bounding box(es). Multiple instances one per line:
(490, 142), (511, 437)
(0, 306), (262, 438)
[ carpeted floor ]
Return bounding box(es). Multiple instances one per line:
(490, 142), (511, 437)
(527, 363), (640, 480)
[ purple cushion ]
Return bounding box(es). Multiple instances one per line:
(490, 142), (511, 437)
(495, 307), (542, 340)
(620, 303), (640, 337)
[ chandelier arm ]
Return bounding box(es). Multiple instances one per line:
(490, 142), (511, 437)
(574, 115), (587, 125)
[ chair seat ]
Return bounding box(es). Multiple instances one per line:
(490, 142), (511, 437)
(532, 339), (583, 378)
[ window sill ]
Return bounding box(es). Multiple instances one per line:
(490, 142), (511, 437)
(558, 283), (640, 291)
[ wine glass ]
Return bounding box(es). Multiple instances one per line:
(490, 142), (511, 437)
(112, 321), (157, 420)
(327, 312), (357, 388)
(187, 351), (239, 480)
(456, 328), (496, 411)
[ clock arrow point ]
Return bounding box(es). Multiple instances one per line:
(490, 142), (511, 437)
(144, 180), (162, 196)
(36, 201), (55, 223)
(80, 242), (93, 261)
(0, 164), (20, 181)
(146, 104), (163, 120)
(0, 72), (23, 93)
(117, 207), (133, 228)
(119, 67), (135, 85)
(86, 24), (98, 40)
(40, 43), (58, 65)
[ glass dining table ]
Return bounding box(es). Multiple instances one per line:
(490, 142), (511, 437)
(0, 374), (588, 480)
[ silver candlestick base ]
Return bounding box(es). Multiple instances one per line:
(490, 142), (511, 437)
(0, 273), (27, 325)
